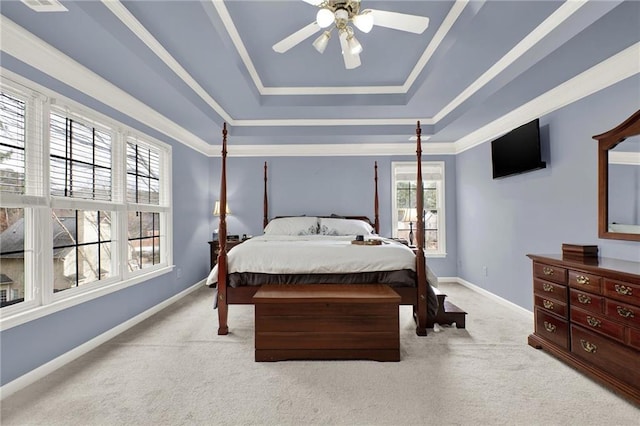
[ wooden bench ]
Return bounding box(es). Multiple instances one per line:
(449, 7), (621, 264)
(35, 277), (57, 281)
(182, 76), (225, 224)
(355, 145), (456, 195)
(253, 284), (401, 362)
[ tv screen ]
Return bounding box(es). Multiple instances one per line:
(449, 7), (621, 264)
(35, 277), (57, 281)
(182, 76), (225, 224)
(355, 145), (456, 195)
(491, 119), (546, 179)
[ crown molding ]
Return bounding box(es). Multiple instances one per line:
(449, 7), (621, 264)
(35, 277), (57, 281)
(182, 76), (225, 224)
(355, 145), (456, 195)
(0, 15), (211, 156)
(453, 42), (640, 154)
(212, 142), (456, 158)
(231, 117), (435, 127)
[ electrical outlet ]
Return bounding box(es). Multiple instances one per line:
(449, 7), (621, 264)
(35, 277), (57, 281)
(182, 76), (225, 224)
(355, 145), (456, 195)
(482, 266), (488, 277)
(177, 268), (182, 279)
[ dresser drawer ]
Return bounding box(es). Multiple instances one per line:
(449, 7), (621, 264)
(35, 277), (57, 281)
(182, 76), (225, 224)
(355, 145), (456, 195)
(533, 279), (567, 303)
(604, 279), (640, 306)
(629, 327), (640, 351)
(569, 289), (604, 314)
(534, 263), (567, 284)
(568, 270), (602, 294)
(570, 306), (625, 343)
(535, 308), (569, 349)
(605, 299), (640, 328)
(534, 294), (568, 318)
(571, 325), (640, 389)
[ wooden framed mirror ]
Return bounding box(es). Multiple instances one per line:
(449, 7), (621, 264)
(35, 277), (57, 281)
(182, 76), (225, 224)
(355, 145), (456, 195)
(592, 109), (640, 241)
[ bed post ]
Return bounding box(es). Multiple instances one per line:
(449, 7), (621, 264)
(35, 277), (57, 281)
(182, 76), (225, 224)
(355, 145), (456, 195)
(217, 123), (229, 335)
(263, 161), (268, 229)
(374, 161), (380, 234)
(415, 121), (428, 336)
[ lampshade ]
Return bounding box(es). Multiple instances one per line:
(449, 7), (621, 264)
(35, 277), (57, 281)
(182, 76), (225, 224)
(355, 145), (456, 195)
(213, 200), (231, 216)
(313, 31), (331, 54)
(316, 8), (335, 28)
(352, 10), (374, 33)
(402, 208), (418, 223)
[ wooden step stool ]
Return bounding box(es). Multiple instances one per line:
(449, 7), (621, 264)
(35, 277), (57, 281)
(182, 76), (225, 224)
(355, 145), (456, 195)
(427, 287), (467, 329)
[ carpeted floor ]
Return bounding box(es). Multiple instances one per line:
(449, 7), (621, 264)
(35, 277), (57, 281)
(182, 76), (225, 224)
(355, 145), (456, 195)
(1, 282), (638, 425)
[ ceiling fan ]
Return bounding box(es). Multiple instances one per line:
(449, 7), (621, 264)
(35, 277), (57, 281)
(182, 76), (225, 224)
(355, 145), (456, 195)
(272, 0), (430, 70)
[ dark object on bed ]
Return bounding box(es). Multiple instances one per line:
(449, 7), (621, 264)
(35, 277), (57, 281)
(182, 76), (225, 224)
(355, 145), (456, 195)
(214, 122), (435, 336)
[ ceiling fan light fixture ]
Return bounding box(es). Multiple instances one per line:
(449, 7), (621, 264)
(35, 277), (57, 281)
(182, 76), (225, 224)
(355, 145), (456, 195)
(347, 34), (362, 55)
(316, 8), (335, 28)
(312, 31), (331, 54)
(352, 10), (374, 33)
(335, 8), (349, 24)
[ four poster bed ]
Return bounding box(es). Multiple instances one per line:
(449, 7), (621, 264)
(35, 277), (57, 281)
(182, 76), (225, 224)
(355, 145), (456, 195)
(207, 122), (438, 336)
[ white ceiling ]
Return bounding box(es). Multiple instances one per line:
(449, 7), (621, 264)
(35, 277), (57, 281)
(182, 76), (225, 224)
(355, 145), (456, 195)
(1, 0), (638, 155)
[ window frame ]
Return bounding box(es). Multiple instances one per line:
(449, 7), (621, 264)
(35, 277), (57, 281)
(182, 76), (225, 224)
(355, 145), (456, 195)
(0, 75), (173, 331)
(391, 161), (446, 257)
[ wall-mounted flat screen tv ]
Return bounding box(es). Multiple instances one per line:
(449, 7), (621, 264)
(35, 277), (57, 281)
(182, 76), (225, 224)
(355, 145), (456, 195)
(491, 119), (546, 179)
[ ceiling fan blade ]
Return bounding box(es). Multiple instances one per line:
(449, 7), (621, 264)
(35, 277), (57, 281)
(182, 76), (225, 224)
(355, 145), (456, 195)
(338, 31), (361, 70)
(301, 0), (323, 5)
(368, 9), (430, 34)
(273, 22), (321, 53)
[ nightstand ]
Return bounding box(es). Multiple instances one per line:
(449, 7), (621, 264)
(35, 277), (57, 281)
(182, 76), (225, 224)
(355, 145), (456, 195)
(208, 239), (247, 270)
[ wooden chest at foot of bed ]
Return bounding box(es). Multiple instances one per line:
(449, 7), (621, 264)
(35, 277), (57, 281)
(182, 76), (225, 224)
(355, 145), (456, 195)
(253, 284), (401, 362)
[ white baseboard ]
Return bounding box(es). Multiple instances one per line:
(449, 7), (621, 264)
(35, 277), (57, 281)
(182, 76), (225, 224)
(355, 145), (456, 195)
(0, 279), (205, 400)
(440, 276), (534, 319)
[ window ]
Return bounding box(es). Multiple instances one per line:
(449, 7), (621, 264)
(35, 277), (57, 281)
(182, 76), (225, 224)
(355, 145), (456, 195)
(391, 161), (446, 256)
(50, 113), (112, 201)
(126, 139), (165, 271)
(0, 208), (25, 307)
(52, 209), (113, 292)
(0, 77), (172, 327)
(0, 92), (26, 194)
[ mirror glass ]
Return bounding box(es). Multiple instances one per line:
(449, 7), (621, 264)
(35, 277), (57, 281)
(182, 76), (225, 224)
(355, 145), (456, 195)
(608, 135), (640, 234)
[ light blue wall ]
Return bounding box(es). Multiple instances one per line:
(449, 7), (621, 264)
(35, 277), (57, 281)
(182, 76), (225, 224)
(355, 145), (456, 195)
(209, 155), (458, 278)
(456, 75), (640, 311)
(0, 57), (212, 386)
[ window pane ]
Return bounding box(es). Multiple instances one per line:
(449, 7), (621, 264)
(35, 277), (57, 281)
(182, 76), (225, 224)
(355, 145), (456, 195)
(52, 209), (113, 292)
(127, 141), (160, 205)
(127, 211), (161, 271)
(52, 209), (76, 248)
(0, 208), (26, 307)
(0, 92), (26, 194)
(50, 114), (112, 201)
(128, 211), (141, 238)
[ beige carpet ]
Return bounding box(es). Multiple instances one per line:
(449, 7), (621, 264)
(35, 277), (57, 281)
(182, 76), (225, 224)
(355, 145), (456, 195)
(1, 282), (638, 425)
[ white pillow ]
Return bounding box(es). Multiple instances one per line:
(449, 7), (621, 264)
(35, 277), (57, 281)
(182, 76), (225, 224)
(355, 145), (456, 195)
(319, 217), (374, 236)
(264, 216), (319, 235)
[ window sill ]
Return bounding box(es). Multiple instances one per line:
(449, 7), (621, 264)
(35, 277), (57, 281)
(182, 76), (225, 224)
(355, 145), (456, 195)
(0, 265), (174, 331)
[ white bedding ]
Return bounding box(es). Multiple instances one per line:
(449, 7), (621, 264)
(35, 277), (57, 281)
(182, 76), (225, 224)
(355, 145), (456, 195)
(206, 235), (416, 286)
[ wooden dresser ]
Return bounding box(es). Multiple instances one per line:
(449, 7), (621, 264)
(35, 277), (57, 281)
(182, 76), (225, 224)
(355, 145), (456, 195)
(527, 254), (640, 405)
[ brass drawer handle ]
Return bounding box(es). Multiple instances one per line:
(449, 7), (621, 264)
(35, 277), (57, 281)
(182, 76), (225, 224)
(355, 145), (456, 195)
(575, 275), (590, 285)
(586, 316), (601, 328)
(580, 339), (597, 354)
(577, 294), (591, 304)
(614, 284), (633, 296)
(616, 306), (635, 319)
(543, 300), (554, 310)
(543, 321), (556, 333)
(542, 267), (554, 276)
(542, 283), (554, 292)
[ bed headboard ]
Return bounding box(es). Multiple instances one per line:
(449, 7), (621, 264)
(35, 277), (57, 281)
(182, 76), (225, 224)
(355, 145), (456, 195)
(270, 215), (376, 231)
(264, 162), (380, 234)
